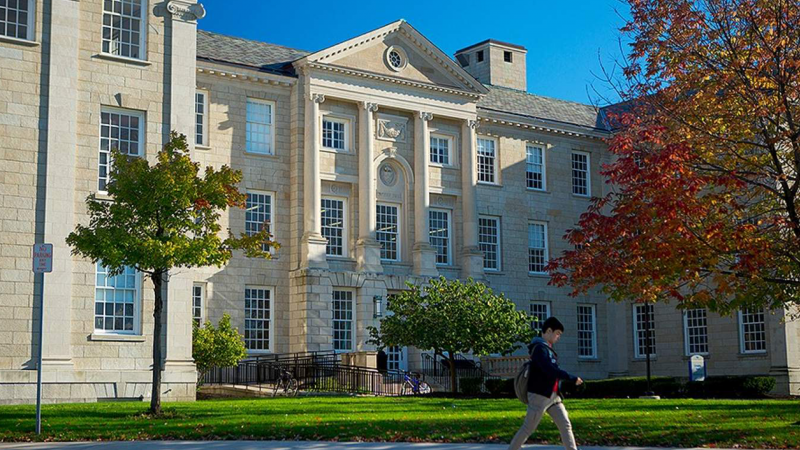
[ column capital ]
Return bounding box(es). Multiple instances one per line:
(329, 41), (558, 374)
(363, 102), (379, 112)
(468, 119), (480, 130)
(165, 1), (206, 22)
(311, 93), (326, 104)
(419, 111), (434, 121)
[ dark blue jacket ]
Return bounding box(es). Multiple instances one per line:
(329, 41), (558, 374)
(526, 337), (578, 397)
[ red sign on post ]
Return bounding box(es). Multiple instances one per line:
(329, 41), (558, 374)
(32, 244), (53, 274)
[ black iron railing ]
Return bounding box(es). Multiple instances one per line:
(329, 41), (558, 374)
(419, 352), (495, 392)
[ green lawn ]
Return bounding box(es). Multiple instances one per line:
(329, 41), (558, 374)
(1, 397), (798, 448)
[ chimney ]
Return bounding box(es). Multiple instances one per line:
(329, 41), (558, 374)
(454, 39), (527, 91)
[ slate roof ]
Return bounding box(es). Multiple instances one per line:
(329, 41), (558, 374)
(196, 30), (309, 76)
(478, 85), (611, 132)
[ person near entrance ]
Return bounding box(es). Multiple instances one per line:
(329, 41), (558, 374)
(508, 317), (583, 450)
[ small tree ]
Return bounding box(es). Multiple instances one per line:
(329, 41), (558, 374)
(368, 277), (535, 393)
(67, 133), (276, 415)
(193, 314), (247, 388)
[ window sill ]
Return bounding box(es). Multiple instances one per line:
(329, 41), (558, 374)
(478, 182), (503, 188)
(632, 356), (658, 362)
(527, 188), (551, 195)
(429, 163), (457, 170)
(320, 147), (353, 155)
(484, 270), (505, 275)
(90, 333), (146, 342)
(381, 261), (410, 267)
(94, 191), (113, 202)
(738, 351), (768, 358)
(528, 272), (550, 278)
(0, 35), (39, 47)
(327, 256), (355, 262)
(93, 53), (152, 66)
(195, 145), (212, 151)
(572, 193), (591, 199)
(578, 357), (601, 363)
(243, 151), (279, 159)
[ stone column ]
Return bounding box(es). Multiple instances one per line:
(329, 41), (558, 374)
(355, 102), (382, 273)
(39, 0), (83, 372)
(768, 308), (800, 396)
(460, 119), (484, 279)
(412, 112), (438, 276)
(301, 93), (329, 269)
(161, 0), (206, 401)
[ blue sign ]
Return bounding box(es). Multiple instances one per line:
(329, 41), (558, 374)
(689, 354), (706, 382)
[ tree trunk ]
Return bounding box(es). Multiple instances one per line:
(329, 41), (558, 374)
(447, 352), (457, 394)
(150, 270), (165, 415)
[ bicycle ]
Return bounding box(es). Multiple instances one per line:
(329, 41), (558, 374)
(400, 371), (431, 396)
(272, 368), (299, 397)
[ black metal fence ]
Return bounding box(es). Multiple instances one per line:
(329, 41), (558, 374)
(418, 352), (495, 392)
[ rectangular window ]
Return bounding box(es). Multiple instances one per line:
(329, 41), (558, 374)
(322, 116), (347, 151)
(192, 283), (205, 325)
(429, 209), (451, 265)
(102, 0), (146, 60)
(478, 216), (500, 271)
(477, 138), (497, 184)
(94, 263), (139, 334)
(529, 301), (550, 333)
(504, 51), (513, 63)
(526, 145), (545, 190)
(571, 151), (590, 196)
(633, 303), (656, 358)
(376, 203), (399, 261)
(245, 191), (273, 252)
(0, 0), (33, 40)
(527, 222), (548, 273)
(332, 290), (354, 352)
(577, 304), (597, 358)
(321, 197), (345, 257)
(739, 308), (767, 354)
(684, 308), (709, 355)
(195, 91), (208, 147)
(99, 107), (144, 192)
(476, 50), (484, 62)
(244, 287), (271, 352)
(246, 99), (273, 155)
(430, 134), (451, 165)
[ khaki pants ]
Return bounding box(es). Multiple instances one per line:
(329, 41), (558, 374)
(507, 392), (577, 450)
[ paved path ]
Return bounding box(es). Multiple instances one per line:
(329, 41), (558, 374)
(0, 441), (756, 450)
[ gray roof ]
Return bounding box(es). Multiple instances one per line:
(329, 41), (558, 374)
(478, 85), (611, 132)
(197, 30), (309, 75)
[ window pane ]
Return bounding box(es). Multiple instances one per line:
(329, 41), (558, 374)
(577, 305), (596, 358)
(429, 209), (450, 265)
(740, 308), (766, 353)
(245, 192), (272, 252)
(322, 118), (346, 150)
(477, 138), (496, 183)
(195, 92), (206, 146)
(94, 263), (138, 333)
(430, 136), (450, 165)
(526, 145), (544, 190)
(634, 304), (656, 357)
(246, 100), (273, 154)
(99, 109), (143, 191)
(376, 204), (399, 261)
(0, 0), (29, 39)
(527, 223), (547, 273)
(321, 198), (345, 256)
(529, 302), (550, 333)
(332, 290), (354, 351)
(244, 287), (270, 351)
(685, 308), (709, 355)
(479, 216), (500, 270)
(572, 152), (589, 196)
(102, 0), (144, 59)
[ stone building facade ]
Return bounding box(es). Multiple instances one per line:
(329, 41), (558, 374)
(0, 4), (797, 404)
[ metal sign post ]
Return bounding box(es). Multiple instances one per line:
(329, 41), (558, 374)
(32, 243), (53, 435)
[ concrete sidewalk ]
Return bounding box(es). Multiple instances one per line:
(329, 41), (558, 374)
(0, 441), (754, 450)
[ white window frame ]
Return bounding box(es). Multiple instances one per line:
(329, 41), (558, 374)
(526, 144), (546, 191)
(376, 202), (401, 262)
(245, 98), (275, 155)
(98, 106), (145, 194)
(683, 308), (709, 356)
(245, 190), (275, 254)
(429, 208), (452, 266)
(738, 308), (767, 354)
(192, 283), (205, 325)
(195, 90), (209, 148)
(244, 286), (273, 353)
(529, 301), (551, 333)
(321, 196), (347, 258)
(94, 263), (142, 335)
(320, 112), (353, 153)
(476, 137), (498, 185)
(101, 0), (148, 61)
(478, 215), (501, 271)
(571, 151), (591, 197)
(577, 304), (598, 359)
(0, 0), (35, 41)
(527, 221), (549, 274)
(429, 132), (454, 167)
(633, 303), (656, 358)
(332, 289), (356, 353)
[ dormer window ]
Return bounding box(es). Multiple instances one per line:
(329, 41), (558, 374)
(385, 46), (408, 72)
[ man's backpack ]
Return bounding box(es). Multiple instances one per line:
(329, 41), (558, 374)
(514, 360), (532, 404)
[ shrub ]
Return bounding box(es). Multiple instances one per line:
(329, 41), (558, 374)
(459, 377), (484, 395)
(684, 376), (775, 399)
(568, 375), (776, 399)
(485, 378), (515, 397)
(192, 314), (247, 388)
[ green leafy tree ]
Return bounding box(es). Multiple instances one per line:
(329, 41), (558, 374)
(66, 133), (276, 414)
(368, 277), (535, 393)
(193, 314), (247, 388)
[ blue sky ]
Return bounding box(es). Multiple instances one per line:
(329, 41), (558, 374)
(197, 0), (631, 105)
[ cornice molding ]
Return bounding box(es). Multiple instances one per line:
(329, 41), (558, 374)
(196, 66), (296, 87)
(307, 62), (482, 100)
(476, 111), (610, 140)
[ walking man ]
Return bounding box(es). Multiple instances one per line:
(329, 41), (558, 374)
(508, 317), (583, 450)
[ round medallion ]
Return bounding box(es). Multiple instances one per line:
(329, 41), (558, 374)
(380, 164), (397, 187)
(384, 46), (408, 72)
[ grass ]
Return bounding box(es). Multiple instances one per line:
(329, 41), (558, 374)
(0, 397), (798, 448)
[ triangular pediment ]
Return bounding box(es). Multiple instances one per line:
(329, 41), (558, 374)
(297, 20), (488, 96)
